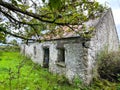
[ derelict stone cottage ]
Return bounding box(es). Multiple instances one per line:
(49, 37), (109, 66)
(20, 8), (119, 84)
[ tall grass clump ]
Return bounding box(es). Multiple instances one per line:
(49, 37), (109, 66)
(97, 50), (120, 82)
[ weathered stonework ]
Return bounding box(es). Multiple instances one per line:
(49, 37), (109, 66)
(20, 8), (119, 84)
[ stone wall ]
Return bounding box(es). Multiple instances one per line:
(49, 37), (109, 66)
(86, 8), (119, 84)
(20, 38), (90, 83)
(64, 43), (87, 81)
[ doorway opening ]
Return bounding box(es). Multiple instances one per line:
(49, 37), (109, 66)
(43, 47), (49, 68)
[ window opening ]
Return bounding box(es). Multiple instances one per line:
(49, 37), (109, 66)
(58, 48), (65, 62)
(34, 46), (36, 55)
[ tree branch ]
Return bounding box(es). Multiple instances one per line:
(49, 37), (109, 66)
(0, 0), (78, 25)
(0, 27), (35, 40)
(0, 8), (42, 26)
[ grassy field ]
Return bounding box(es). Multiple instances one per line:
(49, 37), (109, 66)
(0, 51), (120, 90)
(0, 51), (76, 90)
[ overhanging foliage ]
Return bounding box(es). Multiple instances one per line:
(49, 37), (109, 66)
(0, 0), (107, 42)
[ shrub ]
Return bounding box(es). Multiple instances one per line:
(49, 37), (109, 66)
(0, 45), (20, 52)
(97, 51), (120, 82)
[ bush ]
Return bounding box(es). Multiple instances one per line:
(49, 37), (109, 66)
(97, 51), (120, 82)
(0, 45), (20, 52)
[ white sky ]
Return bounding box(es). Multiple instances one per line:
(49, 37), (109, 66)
(97, 0), (120, 39)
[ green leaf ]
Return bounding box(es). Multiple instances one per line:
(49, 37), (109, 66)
(18, 4), (30, 11)
(11, 0), (18, 6)
(42, 0), (45, 2)
(49, 0), (62, 10)
(17, 0), (21, 2)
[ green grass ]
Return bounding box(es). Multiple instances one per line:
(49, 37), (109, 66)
(0, 51), (120, 90)
(0, 51), (76, 90)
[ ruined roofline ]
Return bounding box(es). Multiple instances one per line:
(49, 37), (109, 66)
(22, 36), (91, 44)
(22, 9), (113, 44)
(40, 36), (90, 41)
(36, 11), (109, 41)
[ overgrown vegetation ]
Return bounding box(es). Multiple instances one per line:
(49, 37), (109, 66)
(97, 50), (120, 82)
(0, 46), (120, 90)
(0, 51), (74, 90)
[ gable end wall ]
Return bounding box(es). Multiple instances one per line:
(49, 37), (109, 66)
(86, 8), (119, 84)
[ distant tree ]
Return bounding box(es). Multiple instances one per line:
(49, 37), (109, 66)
(9, 39), (18, 46)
